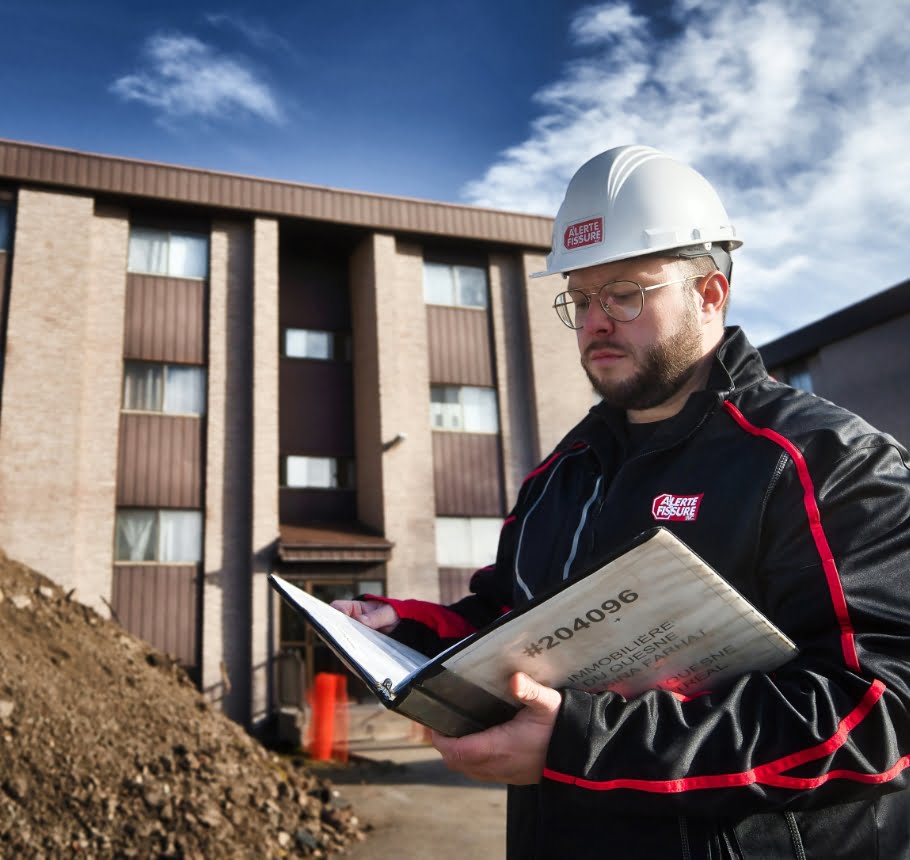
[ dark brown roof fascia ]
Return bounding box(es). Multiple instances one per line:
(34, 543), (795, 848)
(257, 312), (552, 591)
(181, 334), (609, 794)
(0, 139), (553, 249)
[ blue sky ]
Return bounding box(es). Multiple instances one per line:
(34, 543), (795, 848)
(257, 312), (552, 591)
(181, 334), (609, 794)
(2, 0), (909, 344)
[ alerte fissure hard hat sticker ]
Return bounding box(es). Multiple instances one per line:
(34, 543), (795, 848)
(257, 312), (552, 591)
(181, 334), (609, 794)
(563, 216), (604, 251)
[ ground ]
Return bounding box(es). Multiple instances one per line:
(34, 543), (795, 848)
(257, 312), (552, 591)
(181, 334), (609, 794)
(0, 549), (368, 859)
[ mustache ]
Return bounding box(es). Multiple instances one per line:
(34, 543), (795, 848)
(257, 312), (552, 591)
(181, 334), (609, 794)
(583, 339), (625, 358)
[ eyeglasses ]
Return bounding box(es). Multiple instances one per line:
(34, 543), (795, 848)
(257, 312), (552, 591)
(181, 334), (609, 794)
(553, 276), (700, 329)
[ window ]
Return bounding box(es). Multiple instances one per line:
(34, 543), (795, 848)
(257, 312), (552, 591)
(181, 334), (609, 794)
(430, 385), (499, 433)
(282, 455), (355, 489)
(0, 202), (11, 251)
(284, 328), (351, 361)
(123, 361), (206, 415)
(115, 509), (202, 562)
(423, 262), (488, 309)
(435, 517), (502, 568)
(128, 227), (208, 279)
(775, 360), (814, 394)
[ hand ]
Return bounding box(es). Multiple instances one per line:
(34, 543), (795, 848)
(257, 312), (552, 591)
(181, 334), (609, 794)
(330, 599), (400, 634)
(431, 672), (561, 785)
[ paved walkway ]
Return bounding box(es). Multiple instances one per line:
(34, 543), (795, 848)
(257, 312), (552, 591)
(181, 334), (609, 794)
(320, 742), (507, 859)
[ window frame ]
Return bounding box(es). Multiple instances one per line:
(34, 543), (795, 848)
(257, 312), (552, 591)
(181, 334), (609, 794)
(423, 261), (489, 310)
(114, 508), (203, 564)
(121, 360), (207, 417)
(127, 226), (209, 280)
(283, 327), (352, 362)
(430, 384), (499, 434)
(281, 454), (356, 490)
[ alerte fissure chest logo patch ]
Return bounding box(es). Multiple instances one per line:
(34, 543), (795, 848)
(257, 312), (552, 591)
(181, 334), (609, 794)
(652, 493), (704, 522)
(563, 216), (603, 250)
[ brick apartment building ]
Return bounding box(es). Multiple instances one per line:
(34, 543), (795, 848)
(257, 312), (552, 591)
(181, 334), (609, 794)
(0, 138), (597, 737)
(759, 278), (910, 449)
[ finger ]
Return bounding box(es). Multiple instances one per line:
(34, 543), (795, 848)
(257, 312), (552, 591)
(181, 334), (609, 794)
(510, 672), (562, 713)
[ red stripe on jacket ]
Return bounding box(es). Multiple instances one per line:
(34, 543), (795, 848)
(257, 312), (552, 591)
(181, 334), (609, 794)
(363, 596), (478, 639)
(722, 400), (860, 672)
(521, 442), (588, 485)
(543, 681), (894, 792)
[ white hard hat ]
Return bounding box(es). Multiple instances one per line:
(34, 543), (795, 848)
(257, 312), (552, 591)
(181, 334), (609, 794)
(532, 145), (742, 278)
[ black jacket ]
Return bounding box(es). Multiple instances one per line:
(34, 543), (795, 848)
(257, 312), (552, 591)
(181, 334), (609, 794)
(392, 328), (910, 859)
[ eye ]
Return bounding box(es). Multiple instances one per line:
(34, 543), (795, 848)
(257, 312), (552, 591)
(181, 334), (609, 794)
(604, 282), (639, 305)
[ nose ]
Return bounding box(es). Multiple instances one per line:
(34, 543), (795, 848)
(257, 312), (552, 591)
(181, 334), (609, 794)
(578, 294), (617, 336)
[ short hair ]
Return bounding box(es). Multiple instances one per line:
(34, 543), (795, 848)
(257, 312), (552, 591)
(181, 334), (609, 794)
(677, 253), (731, 323)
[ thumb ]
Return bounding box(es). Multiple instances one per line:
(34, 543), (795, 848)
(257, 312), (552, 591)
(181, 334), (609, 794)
(510, 672), (562, 714)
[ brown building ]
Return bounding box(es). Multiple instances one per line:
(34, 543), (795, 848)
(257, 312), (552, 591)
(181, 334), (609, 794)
(760, 278), (910, 448)
(0, 139), (593, 739)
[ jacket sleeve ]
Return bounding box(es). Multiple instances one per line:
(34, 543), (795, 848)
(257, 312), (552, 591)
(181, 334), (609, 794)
(380, 515), (520, 656)
(542, 433), (910, 818)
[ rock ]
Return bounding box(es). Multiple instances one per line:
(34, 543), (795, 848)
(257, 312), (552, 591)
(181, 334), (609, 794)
(0, 549), (369, 855)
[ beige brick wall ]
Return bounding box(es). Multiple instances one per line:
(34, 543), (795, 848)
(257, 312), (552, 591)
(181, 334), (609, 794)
(203, 220), (254, 724)
(522, 253), (594, 456)
(365, 234), (438, 601)
(0, 190), (127, 613)
(250, 217), (280, 725)
(489, 252), (537, 507)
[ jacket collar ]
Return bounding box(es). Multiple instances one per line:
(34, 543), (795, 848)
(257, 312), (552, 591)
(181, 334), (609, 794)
(583, 326), (768, 453)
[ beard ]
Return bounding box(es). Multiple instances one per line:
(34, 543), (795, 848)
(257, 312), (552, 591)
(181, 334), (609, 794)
(582, 311), (704, 412)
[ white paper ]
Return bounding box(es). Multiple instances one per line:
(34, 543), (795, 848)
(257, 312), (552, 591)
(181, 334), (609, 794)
(442, 530), (796, 701)
(270, 577), (429, 691)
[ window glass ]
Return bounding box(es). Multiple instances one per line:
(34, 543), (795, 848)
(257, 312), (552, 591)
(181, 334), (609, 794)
(163, 366), (206, 414)
(128, 227), (169, 275)
(168, 232), (208, 279)
(115, 510), (158, 561)
(787, 367), (814, 393)
(430, 385), (498, 433)
(159, 510), (203, 562)
(115, 509), (202, 562)
(430, 385), (462, 430)
(0, 203), (11, 251)
(435, 518), (472, 566)
(123, 361), (205, 415)
(423, 262), (454, 305)
(286, 455), (337, 488)
(461, 386), (499, 433)
(286, 329), (332, 360)
(424, 262), (489, 309)
(123, 362), (164, 411)
(284, 456), (355, 489)
(435, 517), (502, 568)
(455, 265), (488, 308)
(128, 227), (208, 278)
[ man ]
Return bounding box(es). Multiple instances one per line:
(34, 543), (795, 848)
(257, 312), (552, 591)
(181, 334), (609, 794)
(334, 145), (910, 858)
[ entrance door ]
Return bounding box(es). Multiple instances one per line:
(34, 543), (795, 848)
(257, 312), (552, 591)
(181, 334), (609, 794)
(276, 569), (385, 706)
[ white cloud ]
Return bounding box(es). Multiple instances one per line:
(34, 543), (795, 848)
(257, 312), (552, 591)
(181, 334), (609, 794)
(204, 12), (294, 56)
(111, 32), (283, 125)
(463, 0), (910, 344)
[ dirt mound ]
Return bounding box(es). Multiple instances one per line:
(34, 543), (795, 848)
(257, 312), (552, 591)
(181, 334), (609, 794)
(0, 550), (367, 859)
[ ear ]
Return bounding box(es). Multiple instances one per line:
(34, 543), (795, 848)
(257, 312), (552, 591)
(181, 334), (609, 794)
(695, 271), (729, 324)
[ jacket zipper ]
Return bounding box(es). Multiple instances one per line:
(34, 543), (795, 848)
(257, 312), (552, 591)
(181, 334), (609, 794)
(678, 816), (692, 860)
